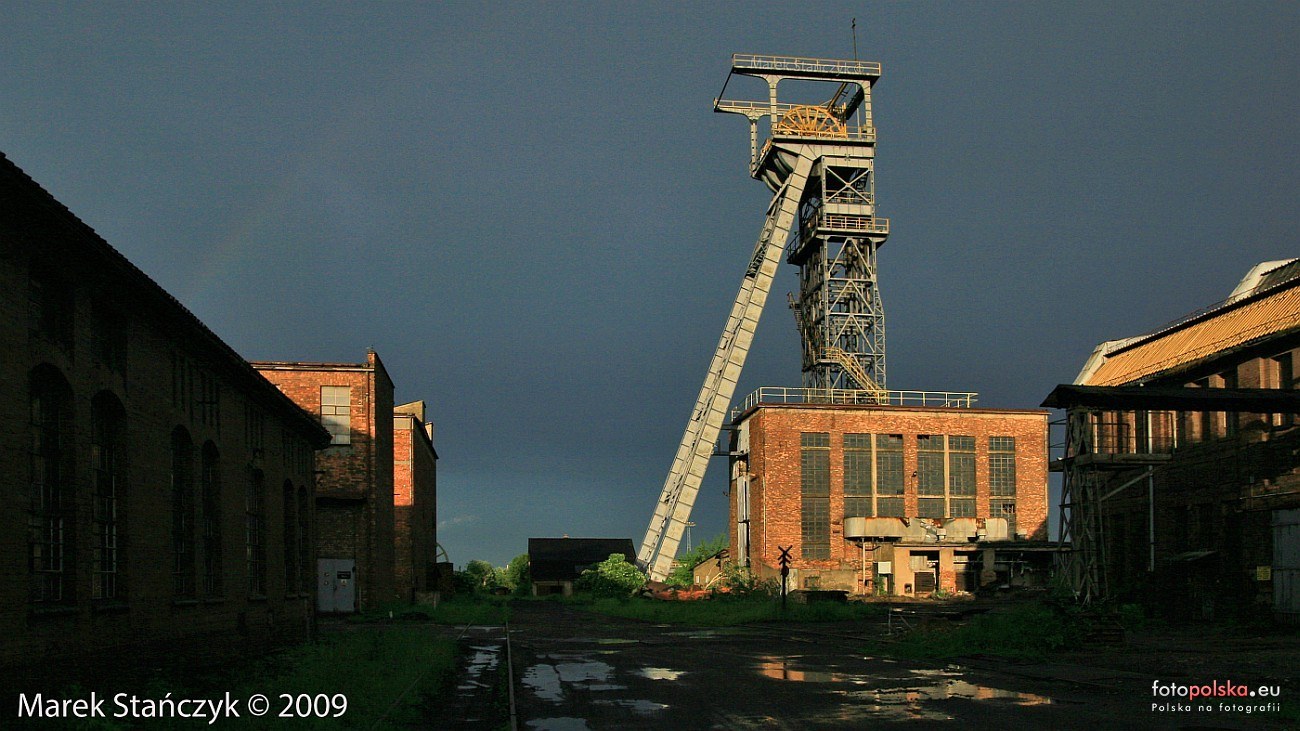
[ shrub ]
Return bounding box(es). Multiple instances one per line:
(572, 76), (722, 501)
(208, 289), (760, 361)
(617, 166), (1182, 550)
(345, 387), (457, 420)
(576, 554), (646, 598)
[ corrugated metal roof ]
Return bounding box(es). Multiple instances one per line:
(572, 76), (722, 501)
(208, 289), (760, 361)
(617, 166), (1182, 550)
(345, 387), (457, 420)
(1083, 283), (1300, 386)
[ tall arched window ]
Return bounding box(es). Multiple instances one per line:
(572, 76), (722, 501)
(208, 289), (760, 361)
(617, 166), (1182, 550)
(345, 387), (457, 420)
(171, 427), (196, 597)
(201, 442), (223, 597)
(283, 481), (298, 594)
(29, 365), (74, 604)
(297, 486), (310, 593)
(91, 392), (126, 601)
(245, 469), (266, 596)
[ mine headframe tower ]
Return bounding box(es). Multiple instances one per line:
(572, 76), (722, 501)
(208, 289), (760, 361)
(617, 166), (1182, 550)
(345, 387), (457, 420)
(639, 53), (890, 581)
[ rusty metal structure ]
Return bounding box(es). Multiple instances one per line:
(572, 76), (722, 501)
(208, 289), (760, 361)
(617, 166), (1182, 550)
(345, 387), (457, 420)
(639, 53), (889, 581)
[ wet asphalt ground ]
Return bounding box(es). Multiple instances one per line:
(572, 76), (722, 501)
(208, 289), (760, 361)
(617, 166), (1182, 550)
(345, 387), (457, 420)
(440, 601), (1294, 730)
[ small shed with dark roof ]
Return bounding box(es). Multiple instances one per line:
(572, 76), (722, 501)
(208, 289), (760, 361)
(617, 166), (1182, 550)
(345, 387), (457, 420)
(528, 538), (637, 596)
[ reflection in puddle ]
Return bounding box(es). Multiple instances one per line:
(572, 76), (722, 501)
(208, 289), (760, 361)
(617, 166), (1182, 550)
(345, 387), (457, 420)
(756, 656), (857, 683)
(523, 664), (564, 702)
(638, 667), (686, 681)
(457, 645), (501, 692)
(753, 655), (1052, 722)
(524, 660), (624, 703)
(593, 699), (670, 715)
(526, 718), (592, 731)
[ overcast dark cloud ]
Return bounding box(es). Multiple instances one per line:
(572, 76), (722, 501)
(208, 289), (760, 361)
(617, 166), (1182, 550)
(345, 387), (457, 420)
(2, 2), (1296, 566)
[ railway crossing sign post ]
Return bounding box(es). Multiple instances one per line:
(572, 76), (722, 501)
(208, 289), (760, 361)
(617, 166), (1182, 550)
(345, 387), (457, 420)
(778, 545), (792, 612)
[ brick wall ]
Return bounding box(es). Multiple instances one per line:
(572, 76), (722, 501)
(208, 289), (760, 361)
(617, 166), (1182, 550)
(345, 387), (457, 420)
(393, 408), (437, 600)
(0, 154), (325, 672)
(253, 353), (396, 611)
(731, 404), (1049, 586)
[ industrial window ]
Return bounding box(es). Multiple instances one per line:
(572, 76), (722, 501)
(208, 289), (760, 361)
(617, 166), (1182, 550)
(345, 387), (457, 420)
(29, 366), (74, 604)
(283, 481), (298, 594)
(171, 353), (193, 415)
(198, 372), (221, 432)
(201, 442), (223, 597)
(948, 436), (975, 495)
(245, 403), (265, 453)
(843, 433), (873, 518)
(948, 435), (975, 518)
(92, 303), (128, 374)
(875, 434), (904, 517)
(171, 427), (196, 597)
(991, 499), (1017, 538)
(321, 386), (352, 445)
(990, 436), (1017, 497)
(800, 432), (830, 559)
(91, 393), (126, 601)
(917, 435), (945, 497)
(246, 470), (266, 596)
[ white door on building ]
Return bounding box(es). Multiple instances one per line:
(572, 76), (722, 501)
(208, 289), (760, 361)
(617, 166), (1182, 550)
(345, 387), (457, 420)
(318, 559), (357, 613)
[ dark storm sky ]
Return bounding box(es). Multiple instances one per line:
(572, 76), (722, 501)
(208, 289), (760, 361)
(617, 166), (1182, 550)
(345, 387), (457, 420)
(2, 3), (1296, 567)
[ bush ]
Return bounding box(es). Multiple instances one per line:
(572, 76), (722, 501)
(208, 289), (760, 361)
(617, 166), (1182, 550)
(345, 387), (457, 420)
(718, 563), (778, 597)
(576, 554), (646, 598)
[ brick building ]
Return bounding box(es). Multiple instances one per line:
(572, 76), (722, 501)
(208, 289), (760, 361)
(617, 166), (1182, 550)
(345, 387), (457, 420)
(394, 400), (438, 601)
(729, 397), (1049, 596)
(0, 152), (331, 674)
(253, 353), (396, 612)
(1047, 260), (1300, 621)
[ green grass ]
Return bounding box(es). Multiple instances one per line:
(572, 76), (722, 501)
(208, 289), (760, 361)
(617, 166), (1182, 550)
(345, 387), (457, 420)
(45, 626), (458, 730)
(565, 594), (886, 626)
(880, 602), (1081, 662)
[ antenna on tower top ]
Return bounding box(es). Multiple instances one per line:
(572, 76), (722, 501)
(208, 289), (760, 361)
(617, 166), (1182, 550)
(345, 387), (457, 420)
(852, 17), (859, 60)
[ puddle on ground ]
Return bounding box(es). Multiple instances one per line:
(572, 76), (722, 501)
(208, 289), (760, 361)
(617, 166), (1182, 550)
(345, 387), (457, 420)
(526, 718), (591, 731)
(456, 645), (500, 692)
(638, 667), (686, 681)
(592, 698), (670, 715)
(523, 664), (564, 702)
(753, 655), (1052, 722)
(523, 660), (624, 703)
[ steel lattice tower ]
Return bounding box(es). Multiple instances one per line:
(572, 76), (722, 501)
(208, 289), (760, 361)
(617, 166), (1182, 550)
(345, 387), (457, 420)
(638, 53), (890, 580)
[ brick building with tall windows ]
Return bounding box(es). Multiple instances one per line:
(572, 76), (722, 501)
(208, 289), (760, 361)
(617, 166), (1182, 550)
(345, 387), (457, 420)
(729, 397), (1049, 596)
(0, 152), (330, 675)
(252, 353), (398, 612)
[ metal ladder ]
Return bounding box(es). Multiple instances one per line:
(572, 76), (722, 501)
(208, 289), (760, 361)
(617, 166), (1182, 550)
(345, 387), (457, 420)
(638, 149), (815, 581)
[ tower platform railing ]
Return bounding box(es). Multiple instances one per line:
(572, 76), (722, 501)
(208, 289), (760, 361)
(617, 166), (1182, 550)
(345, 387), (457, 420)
(732, 54), (882, 79)
(731, 386), (979, 421)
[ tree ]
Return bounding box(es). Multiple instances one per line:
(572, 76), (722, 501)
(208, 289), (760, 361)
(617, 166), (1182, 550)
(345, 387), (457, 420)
(463, 559), (496, 591)
(576, 553), (645, 598)
(505, 553), (531, 595)
(667, 533), (729, 587)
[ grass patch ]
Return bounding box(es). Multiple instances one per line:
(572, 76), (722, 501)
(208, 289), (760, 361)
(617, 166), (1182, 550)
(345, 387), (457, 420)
(348, 595), (509, 625)
(881, 602), (1082, 662)
(565, 595), (885, 626)
(43, 626), (458, 730)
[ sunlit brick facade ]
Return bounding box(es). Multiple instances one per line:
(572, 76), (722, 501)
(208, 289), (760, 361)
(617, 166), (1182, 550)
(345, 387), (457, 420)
(730, 403), (1049, 596)
(253, 353), (396, 612)
(393, 400), (438, 601)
